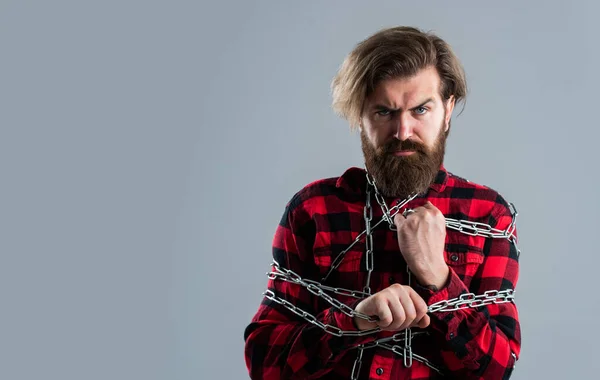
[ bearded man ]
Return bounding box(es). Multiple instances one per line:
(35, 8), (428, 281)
(244, 26), (521, 380)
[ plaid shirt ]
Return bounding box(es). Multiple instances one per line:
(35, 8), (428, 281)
(244, 165), (521, 379)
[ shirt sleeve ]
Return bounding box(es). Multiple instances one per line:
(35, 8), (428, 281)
(414, 199), (521, 379)
(243, 193), (377, 380)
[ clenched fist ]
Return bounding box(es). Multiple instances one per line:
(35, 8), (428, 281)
(394, 201), (449, 290)
(353, 284), (430, 331)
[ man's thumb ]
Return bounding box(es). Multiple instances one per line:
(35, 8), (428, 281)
(393, 213), (406, 228)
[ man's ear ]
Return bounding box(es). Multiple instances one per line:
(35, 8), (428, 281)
(444, 96), (456, 132)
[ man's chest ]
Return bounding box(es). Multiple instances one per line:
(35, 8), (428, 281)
(310, 206), (487, 294)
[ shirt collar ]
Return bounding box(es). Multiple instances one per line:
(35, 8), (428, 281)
(335, 164), (448, 195)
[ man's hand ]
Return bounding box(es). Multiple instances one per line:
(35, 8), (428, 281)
(393, 201), (449, 289)
(354, 284), (430, 331)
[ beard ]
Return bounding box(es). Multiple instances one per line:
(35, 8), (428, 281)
(361, 123), (447, 199)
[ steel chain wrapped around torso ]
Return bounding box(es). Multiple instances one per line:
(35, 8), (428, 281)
(263, 173), (520, 378)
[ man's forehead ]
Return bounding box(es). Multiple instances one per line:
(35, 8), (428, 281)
(368, 67), (442, 106)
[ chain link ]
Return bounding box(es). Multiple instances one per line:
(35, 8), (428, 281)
(263, 289), (380, 337)
(350, 345), (364, 380)
(428, 289), (515, 313)
(346, 331), (440, 378)
(268, 261), (378, 323)
(404, 265), (413, 367)
(379, 343), (444, 375)
(262, 171), (520, 378)
(365, 174), (392, 225)
(445, 203), (520, 257)
(363, 187), (374, 295)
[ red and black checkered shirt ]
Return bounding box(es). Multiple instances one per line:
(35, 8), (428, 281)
(244, 165), (521, 379)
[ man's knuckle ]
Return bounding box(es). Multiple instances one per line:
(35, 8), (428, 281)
(381, 316), (392, 325)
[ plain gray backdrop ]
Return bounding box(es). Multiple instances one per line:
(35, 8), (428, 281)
(2, 1), (598, 379)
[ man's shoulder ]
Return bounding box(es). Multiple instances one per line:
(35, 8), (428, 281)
(290, 177), (337, 204)
(285, 167), (363, 212)
(447, 170), (498, 194)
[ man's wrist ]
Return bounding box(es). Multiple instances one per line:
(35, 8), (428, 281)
(353, 315), (377, 331)
(414, 264), (450, 290)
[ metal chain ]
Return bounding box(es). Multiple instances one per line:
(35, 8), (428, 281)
(263, 289), (380, 337)
(404, 265), (413, 367)
(351, 331), (438, 378)
(365, 174), (392, 225)
(350, 345), (364, 380)
(445, 202), (520, 256)
(366, 173), (520, 255)
(445, 217), (517, 240)
(264, 272), (516, 375)
(267, 261), (377, 322)
(321, 183), (417, 282)
(268, 264), (514, 317)
(262, 171), (519, 378)
(265, 251), (516, 375)
(379, 343), (444, 375)
(428, 289), (515, 313)
(363, 187), (374, 295)
(362, 173), (518, 373)
(324, 174), (521, 282)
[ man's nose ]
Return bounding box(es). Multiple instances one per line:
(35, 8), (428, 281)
(393, 113), (415, 141)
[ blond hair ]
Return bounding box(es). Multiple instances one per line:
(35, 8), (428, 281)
(331, 26), (467, 130)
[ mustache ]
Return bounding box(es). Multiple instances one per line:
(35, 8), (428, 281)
(383, 140), (426, 154)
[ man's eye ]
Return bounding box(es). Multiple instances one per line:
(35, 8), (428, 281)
(376, 110), (391, 116)
(414, 107), (427, 115)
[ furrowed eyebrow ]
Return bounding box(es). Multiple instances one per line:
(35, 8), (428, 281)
(372, 98), (434, 112)
(410, 98), (434, 111)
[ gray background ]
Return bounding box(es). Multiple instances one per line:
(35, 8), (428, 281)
(1, 1), (597, 379)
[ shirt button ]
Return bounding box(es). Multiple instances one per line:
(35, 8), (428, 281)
(376, 368), (384, 375)
(449, 332), (455, 339)
(388, 276), (395, 283)
(450, 254), (459, 262)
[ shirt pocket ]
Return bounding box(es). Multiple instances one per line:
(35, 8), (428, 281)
(444, 249), (484, 266)
(444, 233), (485, 284)
(313, 246), (366, 294)
(313, 245), (364, 273)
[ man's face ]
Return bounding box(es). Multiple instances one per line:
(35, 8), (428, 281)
(360, 66), (455, 198)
